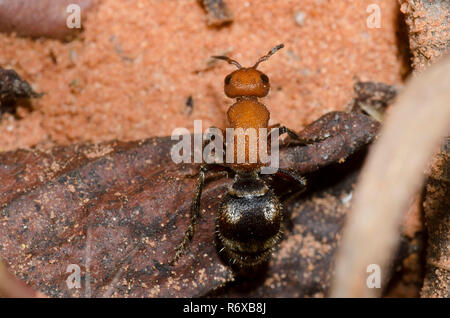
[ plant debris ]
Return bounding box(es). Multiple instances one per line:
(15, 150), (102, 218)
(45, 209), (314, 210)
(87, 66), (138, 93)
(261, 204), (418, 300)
(348, 81), (398, 122)
(185, 95), (194, 116)
(0, 99), (388, 297)
(331, 56), (450, 298)
(199, 0), (234, 27)
(0, 67), (40, 115)
(0, 0), (95, 40)
(421, 148), (449, 298)
(400, 0), (450, 73)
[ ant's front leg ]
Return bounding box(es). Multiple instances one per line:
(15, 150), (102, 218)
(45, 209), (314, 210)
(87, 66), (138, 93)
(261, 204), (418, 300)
(170, 164), (211, 265)
(170, 128), (228, 265)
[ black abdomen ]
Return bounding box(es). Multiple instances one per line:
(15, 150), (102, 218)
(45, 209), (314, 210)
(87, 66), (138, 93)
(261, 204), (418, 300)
(217, 172), (282, 267)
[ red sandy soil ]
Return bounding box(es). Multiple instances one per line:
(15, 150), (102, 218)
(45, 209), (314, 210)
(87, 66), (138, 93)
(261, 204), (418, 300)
(0, 0), (405, 151)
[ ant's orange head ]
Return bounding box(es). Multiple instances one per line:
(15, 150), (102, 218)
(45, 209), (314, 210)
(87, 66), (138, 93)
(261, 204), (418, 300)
(212, 44), (284, 98)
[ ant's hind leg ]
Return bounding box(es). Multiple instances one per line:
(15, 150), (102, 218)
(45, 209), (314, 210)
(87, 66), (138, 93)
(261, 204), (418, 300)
(169, 164), (211, 265)
(274, 168), (309, 204)
(276, 168), (307, 192)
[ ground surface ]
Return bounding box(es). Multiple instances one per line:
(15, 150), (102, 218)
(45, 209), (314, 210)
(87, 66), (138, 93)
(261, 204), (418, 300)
(0, 0), (406, 151)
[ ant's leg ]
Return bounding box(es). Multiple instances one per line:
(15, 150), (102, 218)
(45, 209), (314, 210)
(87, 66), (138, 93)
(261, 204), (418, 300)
(170, 127), (230, 264)
(272, 169), (308, 204)
(276, 168), (307, 192)
(170, 164), (213, 265)
(276, 126), (326, 146)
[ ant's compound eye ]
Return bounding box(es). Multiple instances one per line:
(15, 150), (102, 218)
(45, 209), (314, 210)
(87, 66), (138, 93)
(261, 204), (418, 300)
(225, 74), (232, 85)
(260, 74), (269, 84)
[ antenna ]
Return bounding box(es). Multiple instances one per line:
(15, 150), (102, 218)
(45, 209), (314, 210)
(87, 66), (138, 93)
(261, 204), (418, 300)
(211, 55), (242, 69)
(252, 44), (284, 68)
